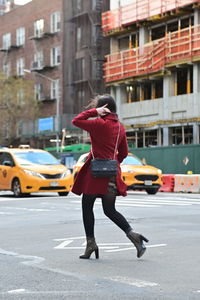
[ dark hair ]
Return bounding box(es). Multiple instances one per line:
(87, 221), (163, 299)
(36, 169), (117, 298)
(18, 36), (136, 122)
(87, 94), (117, 113)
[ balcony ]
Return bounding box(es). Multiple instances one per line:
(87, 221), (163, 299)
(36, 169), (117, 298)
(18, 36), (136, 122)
(102, 0), (199, 35)
(104, 25), (200, 83)
(29, 31), (57, 41)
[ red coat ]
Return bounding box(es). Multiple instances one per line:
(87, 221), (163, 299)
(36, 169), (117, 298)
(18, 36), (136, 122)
(71, 108), (128, 196)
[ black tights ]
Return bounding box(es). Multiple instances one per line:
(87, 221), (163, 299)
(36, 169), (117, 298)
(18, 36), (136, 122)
(82, 192), (132, 238)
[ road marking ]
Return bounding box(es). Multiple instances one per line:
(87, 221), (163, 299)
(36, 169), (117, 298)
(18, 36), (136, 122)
(8, 289), (26, 294)
(0, 248), (45, 266)
(107, 276), (158, 287)
(70, 200), (159, 208)
(4, 207), (54, 212)
(53, 236), (166, 253)
(105, 243), (167, 253)
(0, 212), (15, 215)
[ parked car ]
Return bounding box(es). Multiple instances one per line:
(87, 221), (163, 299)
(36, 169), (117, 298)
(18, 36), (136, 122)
(0, 147), (73, 197)
(73, 152), (162, 194)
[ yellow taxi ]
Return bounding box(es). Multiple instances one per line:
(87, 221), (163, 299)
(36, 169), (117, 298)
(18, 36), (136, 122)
(73, 152), (162, 194)
(0, 147), (73, 197)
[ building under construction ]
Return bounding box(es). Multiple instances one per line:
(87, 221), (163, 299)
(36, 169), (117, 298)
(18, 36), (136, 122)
(102, 0), (200, 148)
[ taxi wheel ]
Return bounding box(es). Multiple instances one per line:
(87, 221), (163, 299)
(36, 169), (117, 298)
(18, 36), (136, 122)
(58, 192), (69, 196)
(146, 188), (159, 195)
(12, 178), (22, 197)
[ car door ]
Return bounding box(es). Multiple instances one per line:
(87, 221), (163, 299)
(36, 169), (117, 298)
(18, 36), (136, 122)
(0, 152), (15, 190)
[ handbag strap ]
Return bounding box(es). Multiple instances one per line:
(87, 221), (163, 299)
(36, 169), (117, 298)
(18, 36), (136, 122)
(91, 122), (121, 160)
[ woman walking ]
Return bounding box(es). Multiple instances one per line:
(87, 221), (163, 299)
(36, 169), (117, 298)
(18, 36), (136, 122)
(72, 94), (148, 259)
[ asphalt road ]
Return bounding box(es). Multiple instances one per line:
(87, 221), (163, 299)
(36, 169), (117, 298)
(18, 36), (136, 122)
(0, 191), (200, 300)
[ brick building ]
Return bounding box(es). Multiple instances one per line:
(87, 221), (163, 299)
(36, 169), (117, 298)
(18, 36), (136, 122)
(103, 0), (200, 148)
(0, 0), (108, 148)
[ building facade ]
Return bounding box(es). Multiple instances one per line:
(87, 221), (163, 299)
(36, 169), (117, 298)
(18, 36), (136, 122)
(102, 0), (200, 148)
(0, 0), (15, 16)
(0, 0), (108, 148)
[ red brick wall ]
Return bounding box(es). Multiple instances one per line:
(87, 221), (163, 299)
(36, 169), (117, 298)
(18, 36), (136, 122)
(0, 0), (63, 118)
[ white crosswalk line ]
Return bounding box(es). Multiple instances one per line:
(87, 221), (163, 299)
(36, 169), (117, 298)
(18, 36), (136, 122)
(71, 195), (200, 208)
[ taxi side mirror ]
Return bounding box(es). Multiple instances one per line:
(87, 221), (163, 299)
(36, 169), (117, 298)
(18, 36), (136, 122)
(3, 161), (13, 167)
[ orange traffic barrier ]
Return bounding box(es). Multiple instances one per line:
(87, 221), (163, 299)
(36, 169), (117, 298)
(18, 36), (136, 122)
(159, 174), (175, 192)
(174, 175), (200, 193)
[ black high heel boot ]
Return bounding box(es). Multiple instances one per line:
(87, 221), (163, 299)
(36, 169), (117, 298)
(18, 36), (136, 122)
(126, 230), (149, 258)
(79, 237), (99, 259)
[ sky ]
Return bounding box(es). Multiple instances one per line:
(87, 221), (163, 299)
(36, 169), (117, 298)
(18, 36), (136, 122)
(14, 0), (32, 5)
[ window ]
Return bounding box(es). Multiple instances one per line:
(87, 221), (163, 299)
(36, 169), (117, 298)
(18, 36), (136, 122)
(34, 19), (44, 37)
(76, 26), (82, 51)
(51, 11), (61, 33)
(73, 0), (82, 14)
(16, 57), (25, 76)
(0, 0), (7, 4)
(16, 27), (25, 46)
(75, 58), (85, 81)
(51, 47), (61, 66)
(34, 83), (44, 101)
(33, 51), (43, 69)
(51, 79), (59, 99)
(2, 33), (11, 50)
(77, 89), (85, 109)
(3, 62), (11, 77)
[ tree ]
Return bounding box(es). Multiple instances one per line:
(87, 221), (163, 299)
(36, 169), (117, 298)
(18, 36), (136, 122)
(0, 73), (39, 146)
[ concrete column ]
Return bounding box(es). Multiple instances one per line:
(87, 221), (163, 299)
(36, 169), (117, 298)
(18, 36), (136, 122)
(143, 131), (145, 147)
(135, 131), (138, 148)
(163, 127), (170, 146)
(110, 86), (116, 100)
(115, 85), (126, 121)
(194, 8), (200, 25)
(193, 63), (200, 94)
(163, 74), (175, 145)
(193, 124), (200, 144)
(157, 127), (162, 146)
(139, 27), (149, 47)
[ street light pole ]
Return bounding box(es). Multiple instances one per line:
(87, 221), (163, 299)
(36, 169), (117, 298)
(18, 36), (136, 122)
(24, 69), (60, 152)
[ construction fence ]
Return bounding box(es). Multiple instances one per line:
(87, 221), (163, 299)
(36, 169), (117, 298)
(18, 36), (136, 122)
(104, 24), (200, 82)
(102, 0), (199, 34)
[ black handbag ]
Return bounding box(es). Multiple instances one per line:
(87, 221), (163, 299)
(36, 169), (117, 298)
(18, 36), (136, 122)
(91, 123), (120, 178)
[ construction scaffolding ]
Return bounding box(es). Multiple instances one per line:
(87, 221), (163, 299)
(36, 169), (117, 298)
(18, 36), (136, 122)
(102, 0), (199, 34)
(104, 24), (200, 83)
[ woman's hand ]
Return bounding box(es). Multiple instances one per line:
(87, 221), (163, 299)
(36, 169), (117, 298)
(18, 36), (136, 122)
(96, 104), (111, 116)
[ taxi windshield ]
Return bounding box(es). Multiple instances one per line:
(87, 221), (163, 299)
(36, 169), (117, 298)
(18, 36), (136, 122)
(14, 151), (59, 166)
(121, 155), (143, 166)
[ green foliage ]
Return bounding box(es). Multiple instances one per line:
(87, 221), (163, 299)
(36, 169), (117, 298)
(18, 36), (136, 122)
(0, 72), (39, 144)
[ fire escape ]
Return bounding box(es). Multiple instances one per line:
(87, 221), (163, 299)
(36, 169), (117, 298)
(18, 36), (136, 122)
(71, 0), (105, 98)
